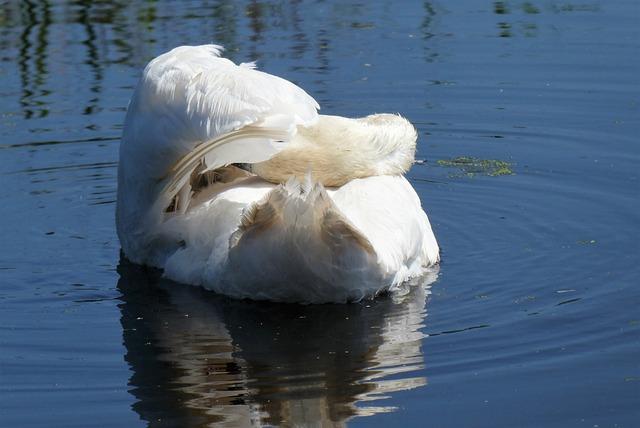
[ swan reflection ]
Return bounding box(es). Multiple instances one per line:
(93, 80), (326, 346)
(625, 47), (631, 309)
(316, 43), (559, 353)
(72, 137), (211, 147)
(117, 258), (437, 426)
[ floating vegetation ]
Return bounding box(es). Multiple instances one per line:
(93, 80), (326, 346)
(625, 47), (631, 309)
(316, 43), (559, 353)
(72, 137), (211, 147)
(436, 156), (514, 177)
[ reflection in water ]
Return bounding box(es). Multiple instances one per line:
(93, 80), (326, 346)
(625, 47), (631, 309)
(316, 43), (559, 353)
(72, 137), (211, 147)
(117, 258), (437, 427)
(3, 1), (444, 119)
(492, 0), (540, 38)
(494, 1), (509, 15)
(75, 0), (103, 116)
(421, 2), (438, 63)
(211, 2), (240, 59)
(498, 21), (512, 38)
(18, 0), (51, 119)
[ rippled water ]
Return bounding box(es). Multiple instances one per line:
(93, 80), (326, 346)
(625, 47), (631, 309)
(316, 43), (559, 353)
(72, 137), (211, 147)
(1, 1), (639, 427)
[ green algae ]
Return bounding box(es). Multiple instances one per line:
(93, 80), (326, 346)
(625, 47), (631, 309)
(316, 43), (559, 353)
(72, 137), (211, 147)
(436, 156), (514, 177)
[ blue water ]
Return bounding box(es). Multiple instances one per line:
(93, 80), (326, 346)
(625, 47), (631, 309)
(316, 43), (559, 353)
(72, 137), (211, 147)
(1, 1), (639, 427)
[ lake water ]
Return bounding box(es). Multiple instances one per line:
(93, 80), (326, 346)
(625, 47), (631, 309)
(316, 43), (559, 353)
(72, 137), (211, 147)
(1, 1), (639, 427)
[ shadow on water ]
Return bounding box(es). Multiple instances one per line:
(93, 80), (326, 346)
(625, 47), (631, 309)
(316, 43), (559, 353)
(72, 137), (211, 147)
(117, 257), (438, 427)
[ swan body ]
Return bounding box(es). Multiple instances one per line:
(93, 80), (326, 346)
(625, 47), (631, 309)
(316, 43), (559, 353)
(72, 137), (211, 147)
(116, 45), (439, 303)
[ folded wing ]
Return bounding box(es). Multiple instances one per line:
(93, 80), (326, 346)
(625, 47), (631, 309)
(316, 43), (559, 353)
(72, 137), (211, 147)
(117, 45), (319, 255)
(118, 44), (319, 209)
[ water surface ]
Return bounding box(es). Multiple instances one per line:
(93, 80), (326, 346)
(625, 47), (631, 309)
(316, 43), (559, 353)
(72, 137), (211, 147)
(1, 1), (639, 427)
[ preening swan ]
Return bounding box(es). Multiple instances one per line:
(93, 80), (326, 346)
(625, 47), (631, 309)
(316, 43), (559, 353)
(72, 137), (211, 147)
(116, 44), (439, 303)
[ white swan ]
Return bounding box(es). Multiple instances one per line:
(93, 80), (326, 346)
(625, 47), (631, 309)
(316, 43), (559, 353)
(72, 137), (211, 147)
(116, 45), (439, 303)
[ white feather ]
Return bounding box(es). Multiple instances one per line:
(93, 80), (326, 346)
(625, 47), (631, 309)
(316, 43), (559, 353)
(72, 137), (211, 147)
(116, 45), (439, 303)
(117, 45), (319, 259)
(157, 175), (438, 303)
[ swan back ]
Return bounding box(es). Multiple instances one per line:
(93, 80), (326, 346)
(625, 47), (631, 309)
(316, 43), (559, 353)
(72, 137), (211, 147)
(157, 174), (438, 303)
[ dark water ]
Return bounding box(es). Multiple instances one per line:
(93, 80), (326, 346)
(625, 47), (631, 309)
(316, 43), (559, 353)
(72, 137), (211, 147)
(1, 1), (639, 427)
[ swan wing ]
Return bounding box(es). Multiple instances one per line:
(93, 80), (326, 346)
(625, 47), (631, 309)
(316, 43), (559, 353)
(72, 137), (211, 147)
(120, 44), (319, 193)
(140, 45), (318, 138)
(329, 175), (440, 283)
(118, 45), (320, 229)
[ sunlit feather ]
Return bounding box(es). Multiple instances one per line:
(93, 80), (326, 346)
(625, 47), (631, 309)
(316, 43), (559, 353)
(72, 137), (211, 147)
(116, 45), (439, 303)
